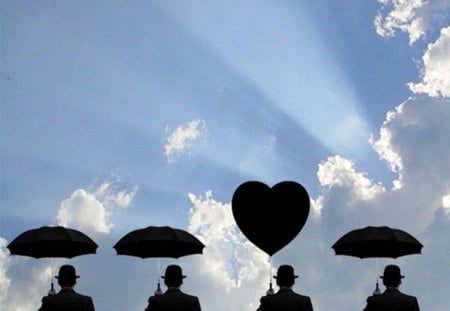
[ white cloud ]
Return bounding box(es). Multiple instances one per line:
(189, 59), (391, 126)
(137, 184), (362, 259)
(375, 0), (428, 44)
(0, 259), (53, 311)
(370, 103), (405, 189)
(2, 179), (138, 311)
(374, 0), (450, 45)
(408, 26), (450, 97)
(317, 155), (385, 201)
(0, 237), (11, 305)
(337, 97), (450, 232)
(164, 119), (206, 163)
(57, 189), (110, 233)
(309, 96), (450, 310)
(187, 191), (270, 310)
(56, 181), (138, 233)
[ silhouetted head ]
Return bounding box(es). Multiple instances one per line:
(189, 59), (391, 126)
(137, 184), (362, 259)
(380, 265), (404, 287)
(274, 265), (298, 287)
(162, 265), (186, 287)
(56, 265), (79, 287)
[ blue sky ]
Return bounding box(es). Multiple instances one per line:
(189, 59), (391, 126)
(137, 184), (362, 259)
(1, 1), (450, 310)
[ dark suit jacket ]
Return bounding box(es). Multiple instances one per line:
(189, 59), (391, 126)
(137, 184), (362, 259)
(144, 288), (201, 311)
(363, 288), (420, 311)
(38, 288), (95, 311)
(256, 288), (314, 311)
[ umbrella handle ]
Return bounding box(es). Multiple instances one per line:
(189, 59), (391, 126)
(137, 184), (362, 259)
(373, 279), (381, 295)
(48, 280), (56, 295)
(154, 279), (162, 295)
(266, 281), (274, 295)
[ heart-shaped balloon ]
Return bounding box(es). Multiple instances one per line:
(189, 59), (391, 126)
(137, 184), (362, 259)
(231, 181), (310, 256)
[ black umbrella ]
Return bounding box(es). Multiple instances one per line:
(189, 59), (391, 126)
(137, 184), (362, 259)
(332, 226), (423, 295)
(332, 226), (423, 259)
(7, 225), (98, 259)
(113, 226), (205, 259)
(7, 225), (98, 295)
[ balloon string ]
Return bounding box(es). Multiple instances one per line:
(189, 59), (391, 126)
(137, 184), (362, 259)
(269, 257), (272, 283)
(266, 256), (274, 295)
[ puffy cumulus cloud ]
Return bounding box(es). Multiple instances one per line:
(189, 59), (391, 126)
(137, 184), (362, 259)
(408, 26), (450, 97)
(315, 155), (391, 241)
(164, 119), (206, 163)
(372, 96), (450, 184)
(309, 96), (450, 309)
(316, 96), (449, 228)
(374, 0), (450, 45)
(56, 181), (138, 234)
(185, 116), (448, 308)
(3, 180), (138, 311)
(183, 95), (450, 310)
(381, 97), (450, 229)
(187, 191), (270, 310)
(0, 237), (11, 305)
(57, 189), (110, 233)
(1, 261), (53, 311)
(370, 103), (405, 189)
(317, 155), (385, 201)
(375, 0), (428, 44)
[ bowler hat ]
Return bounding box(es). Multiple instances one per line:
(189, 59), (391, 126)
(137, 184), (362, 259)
(55, 265), (80, 281)
(162, 265), (186, 281)
(274, 265), (298, 281)
(380, 265), (405, 281)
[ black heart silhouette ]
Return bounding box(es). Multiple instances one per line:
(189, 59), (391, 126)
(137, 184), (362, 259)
(231, 181), (310, 256)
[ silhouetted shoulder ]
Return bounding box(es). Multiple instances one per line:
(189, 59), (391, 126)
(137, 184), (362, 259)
(365, 290), (419, 311)
(258, 290), (313, 311)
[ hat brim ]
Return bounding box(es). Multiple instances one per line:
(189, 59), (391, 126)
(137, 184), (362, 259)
(273, 275), (298, 279)
(161, 275), (186, 279)
(55, 275), (80, 279)
(380, 275), (404, 279)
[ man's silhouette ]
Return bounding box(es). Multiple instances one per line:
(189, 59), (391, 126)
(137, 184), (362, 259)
(256, 264), (314, 311)
(363, 264), (420, 311)
(144, 264), (201, 311)
(38, 264), (95, 311)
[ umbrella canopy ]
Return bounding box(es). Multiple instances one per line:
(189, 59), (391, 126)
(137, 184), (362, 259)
(332, 226), (423, 259)
(7, 226), (98, 259)
(113, 226), (205, 259)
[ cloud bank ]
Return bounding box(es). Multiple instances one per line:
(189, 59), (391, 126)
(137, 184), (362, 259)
(186, 95), (450, 310)
(56, 180), (138, 233)
(375, 0), (450, 45)
(187, 191), (270, 310)
(408, 26), (450, 97)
